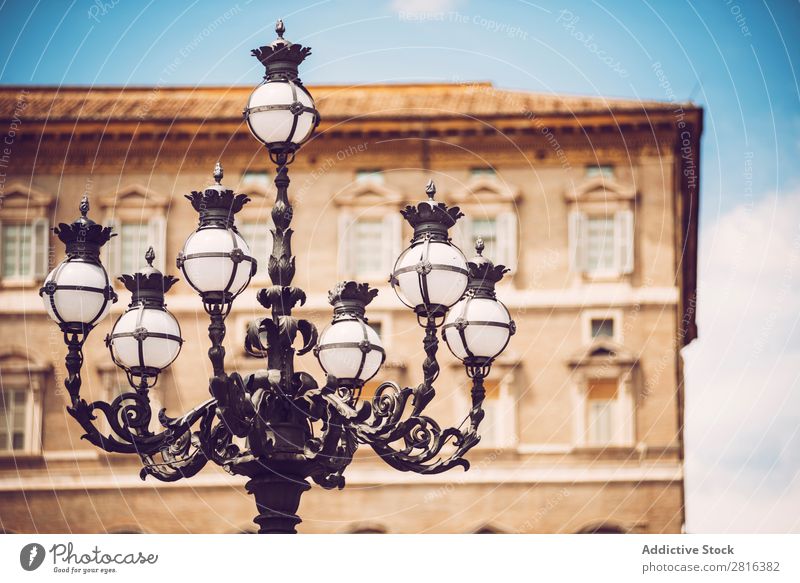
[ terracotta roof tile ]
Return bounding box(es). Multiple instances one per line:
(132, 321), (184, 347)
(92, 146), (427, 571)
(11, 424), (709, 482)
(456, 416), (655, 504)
(0, 82), (687, 123)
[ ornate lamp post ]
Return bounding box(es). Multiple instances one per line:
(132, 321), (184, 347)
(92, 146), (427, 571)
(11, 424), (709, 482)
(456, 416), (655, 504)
(43, 21), (514, 534)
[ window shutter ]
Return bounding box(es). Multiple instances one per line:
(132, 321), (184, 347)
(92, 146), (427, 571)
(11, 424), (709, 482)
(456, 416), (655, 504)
(147, 215), (167, 271)
(453, 215), (473, 255)
(382, 212), (402, 277)
(496, 211), (518, 273)
(337, 212), (353, 278)
(31, 217), (50, 278)
(615, 209), (634, 274)
(568, 210), (586, 273)
(104, 218), (121, 277)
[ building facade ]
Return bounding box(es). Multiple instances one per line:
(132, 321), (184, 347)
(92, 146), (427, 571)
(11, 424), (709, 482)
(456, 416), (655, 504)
(0, 83), (701, 533)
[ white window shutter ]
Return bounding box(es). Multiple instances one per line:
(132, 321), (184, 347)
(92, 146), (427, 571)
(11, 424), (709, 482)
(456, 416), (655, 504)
(496, 211), (517, 273)
(338, 212), (353, 278)
(104, 218), (121, 277)
(454, 214), (473, 256)
(382, 212), (402, 277)
(568, 210), (586, 273)
(147, 215), (167, 271)
(31, 217), (50, 278)
(615, 209), (634, 274)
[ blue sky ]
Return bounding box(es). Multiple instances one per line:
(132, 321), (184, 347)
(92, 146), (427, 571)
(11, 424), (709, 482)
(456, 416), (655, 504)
(1, 0), (799, 533)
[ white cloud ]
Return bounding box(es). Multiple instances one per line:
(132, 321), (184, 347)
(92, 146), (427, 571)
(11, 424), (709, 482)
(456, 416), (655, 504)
(683, 190), (800, 533)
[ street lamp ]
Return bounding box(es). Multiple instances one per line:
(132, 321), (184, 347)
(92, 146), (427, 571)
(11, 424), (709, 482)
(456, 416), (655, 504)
(107, 247), (183, 391)
(44, 20), (514, 534)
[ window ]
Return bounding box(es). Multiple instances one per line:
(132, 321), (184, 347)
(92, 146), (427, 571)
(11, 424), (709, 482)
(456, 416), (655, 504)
(456, 213), (517, 272)
(118, 223), (149, 276)
(2, 224), (31, 278)
(0, 388), (28, 451)
(0, 220), (49, 281)
(590, 318), (614, 340)
(470, 167), (496, 177)
(241, 170), (270, 189)
(105, 217), (166, 277)
(0, 350), (46, 455)
(238, 221), (272, 279)
(0, 183), (53, 284)
(353, 219), (384, 276)
(568, 210), (633, 276)
(586, 216), (615, 272)
(100, 185), (168, 277)
(339, 214), (401, 280)
(569, 342), (637, 448)
(586, 165), (614, 178)
(355, 169), (384, 184)
(586, 378), (617, 446)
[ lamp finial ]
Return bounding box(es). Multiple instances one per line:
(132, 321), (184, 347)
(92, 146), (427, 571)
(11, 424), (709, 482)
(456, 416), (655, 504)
(213, 161), (223, 185)
(275, 19), (285, 39)
(425, 179), (436, 200)
(80, 195), (89, 218)
(475, 238), (485, 256)
(145, 246), (155, 267)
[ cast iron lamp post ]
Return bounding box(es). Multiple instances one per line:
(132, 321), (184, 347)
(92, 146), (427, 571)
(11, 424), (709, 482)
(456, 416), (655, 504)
(42, 21), (515, 534)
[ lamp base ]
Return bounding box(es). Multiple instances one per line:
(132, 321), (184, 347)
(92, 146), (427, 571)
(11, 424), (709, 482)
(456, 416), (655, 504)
(245, 473), (311, 534)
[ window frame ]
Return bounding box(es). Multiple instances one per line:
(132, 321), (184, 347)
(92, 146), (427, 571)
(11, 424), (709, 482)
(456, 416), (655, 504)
(581, 309), (623, 345)
(570, 364), (636, 449)
(0, 348), (48, 456)
(449, 176), (519, 274)
(354, 169), (384, 184)
(565, 176), (636, 281)
(569, 208), (634, 279)
(585, 377), (619, 446)
(99, 185), (168, 280)
(0, 387), (31, 452)
(0, 183), (53, 287)
(585, 164), (614, 179)
(334, 181), (404, 284)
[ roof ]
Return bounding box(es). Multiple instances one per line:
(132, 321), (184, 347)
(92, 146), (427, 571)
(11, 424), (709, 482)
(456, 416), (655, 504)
(0, 82), (693, 123)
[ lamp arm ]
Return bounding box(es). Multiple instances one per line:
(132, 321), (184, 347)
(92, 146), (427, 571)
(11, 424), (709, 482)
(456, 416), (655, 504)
(336, 316), (490, 475)
(57, 326), (228, 479)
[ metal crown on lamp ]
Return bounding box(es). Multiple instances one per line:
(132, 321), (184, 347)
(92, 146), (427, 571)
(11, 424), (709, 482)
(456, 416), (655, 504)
(42, 19), (514, 535)
(244, 19), (320, 163)
(314, 281), (386, 400)
(443, 239), (516, 378)
(106, 247), (183, 390)
(40, 196), (117, 334)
